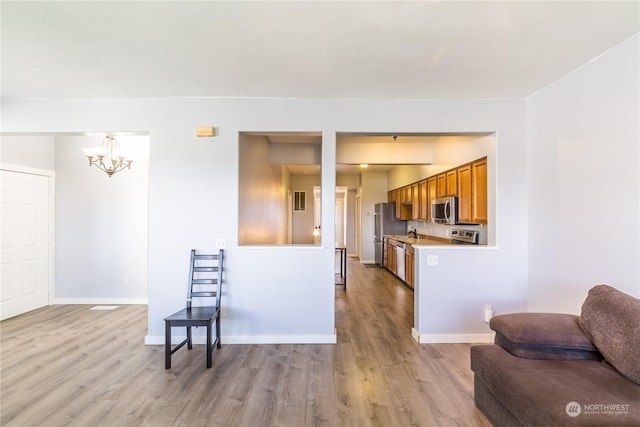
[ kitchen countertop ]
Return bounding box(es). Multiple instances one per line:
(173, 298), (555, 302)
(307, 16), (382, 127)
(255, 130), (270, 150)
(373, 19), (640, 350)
(384, 234), (451, 246)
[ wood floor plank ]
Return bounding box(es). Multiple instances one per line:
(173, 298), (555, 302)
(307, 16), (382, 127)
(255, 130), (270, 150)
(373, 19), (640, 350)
(1, 259), (491, 427)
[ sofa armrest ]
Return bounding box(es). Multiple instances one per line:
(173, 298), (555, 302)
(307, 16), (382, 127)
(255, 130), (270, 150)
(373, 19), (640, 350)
(490, 313), (602, 360)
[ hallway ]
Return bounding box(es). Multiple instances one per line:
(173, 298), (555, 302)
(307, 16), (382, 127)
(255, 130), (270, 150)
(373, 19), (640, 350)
(1, 258), (491, 426)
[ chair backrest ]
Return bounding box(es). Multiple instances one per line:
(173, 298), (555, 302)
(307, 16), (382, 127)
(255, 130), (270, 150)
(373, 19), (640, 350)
(186, 249), (224, 309)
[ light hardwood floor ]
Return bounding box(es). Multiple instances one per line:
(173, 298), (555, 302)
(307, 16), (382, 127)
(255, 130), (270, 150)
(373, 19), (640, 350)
(1, 259), (492, 427)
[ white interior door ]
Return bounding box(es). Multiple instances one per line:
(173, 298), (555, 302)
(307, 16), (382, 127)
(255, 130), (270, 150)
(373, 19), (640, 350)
(1, 170), (51, 320)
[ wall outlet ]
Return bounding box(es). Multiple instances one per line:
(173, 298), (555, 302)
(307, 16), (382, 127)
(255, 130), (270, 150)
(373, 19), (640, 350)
(215, 238), (226, 249)
(427, 255), (438, 266)
(445, 229), (450, 237)
(484, 304), (494, 323)
(220, 306), (227, 317)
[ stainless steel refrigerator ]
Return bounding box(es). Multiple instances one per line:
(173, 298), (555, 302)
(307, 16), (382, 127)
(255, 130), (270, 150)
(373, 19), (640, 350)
(374, 203), (407, 266)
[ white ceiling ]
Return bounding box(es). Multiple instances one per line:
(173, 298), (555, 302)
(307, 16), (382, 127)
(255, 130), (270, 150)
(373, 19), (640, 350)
(2, 1), (638, 100)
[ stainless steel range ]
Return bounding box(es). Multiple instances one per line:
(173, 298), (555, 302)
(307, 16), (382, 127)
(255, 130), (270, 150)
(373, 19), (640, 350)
(451, 229), (479, 245)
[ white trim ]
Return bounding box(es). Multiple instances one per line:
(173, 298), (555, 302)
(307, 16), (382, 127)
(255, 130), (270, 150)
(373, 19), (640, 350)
(1, 163), (56, 177)
(53, 298), (148, 305)
(145, 333), (337, 346)
(411, 330), (495, 344)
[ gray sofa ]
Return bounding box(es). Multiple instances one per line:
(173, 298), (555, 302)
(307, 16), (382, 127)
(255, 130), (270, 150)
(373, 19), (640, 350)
(471, 285), (640, 426)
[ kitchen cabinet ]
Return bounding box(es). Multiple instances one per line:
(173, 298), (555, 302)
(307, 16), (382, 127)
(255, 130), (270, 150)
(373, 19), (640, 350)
(411, 182), (420, 220)
(384, 238), (397, 275)
(395, 185), (412, 220)
(394, 189), (403, 219)
(387, 155), (487, 223)
(405, 245), (415, 289)
(436, 173), (447, 198)
(457, 164), (472, 223)
(427, 177), (437, 220)
(472, 158), (488, 224)
(446, 170), (458, 196)
(457, 157), (487, 224)
(418, 179), (428, 220)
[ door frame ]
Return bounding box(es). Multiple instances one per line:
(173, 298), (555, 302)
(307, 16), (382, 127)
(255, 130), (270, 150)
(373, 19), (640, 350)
(1, 163), (56, 311)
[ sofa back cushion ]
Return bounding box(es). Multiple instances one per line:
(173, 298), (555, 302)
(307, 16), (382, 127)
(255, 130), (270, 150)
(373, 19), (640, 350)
(579, 284), (640, 386)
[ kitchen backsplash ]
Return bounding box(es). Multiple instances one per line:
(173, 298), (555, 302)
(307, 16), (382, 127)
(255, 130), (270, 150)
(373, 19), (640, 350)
(408, 220), (488, 245)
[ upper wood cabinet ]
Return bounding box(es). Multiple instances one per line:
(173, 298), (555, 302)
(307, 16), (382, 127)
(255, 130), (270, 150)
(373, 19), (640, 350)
(418, 179), (428, 220)
(436, 173), (447, 198)
(387, 156), (487, 224)
(411, 182), (420, 220)
(446, 170), (458, 196)
(472, 158), (488, 224)
(457, 164), (473, 223)
(427, 176), (437, 220)
(457, 157), (487, 224)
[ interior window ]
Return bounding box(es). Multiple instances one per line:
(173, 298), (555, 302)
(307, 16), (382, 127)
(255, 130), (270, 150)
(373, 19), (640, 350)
(238, 132), (322, 245)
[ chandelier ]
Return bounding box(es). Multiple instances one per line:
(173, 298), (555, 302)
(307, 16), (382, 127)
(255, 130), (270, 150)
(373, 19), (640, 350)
(82, 135), (133, 177)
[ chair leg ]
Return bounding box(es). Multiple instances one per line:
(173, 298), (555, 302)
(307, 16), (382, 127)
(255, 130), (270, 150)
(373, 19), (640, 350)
(206, 322), (212, 368)
(165, 321), (171, 369)
(216, 316), (221, 349)
(187, 326), (192, 349)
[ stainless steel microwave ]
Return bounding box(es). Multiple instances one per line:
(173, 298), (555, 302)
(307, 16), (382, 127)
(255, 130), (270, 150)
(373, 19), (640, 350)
(431, 196), (457, 225)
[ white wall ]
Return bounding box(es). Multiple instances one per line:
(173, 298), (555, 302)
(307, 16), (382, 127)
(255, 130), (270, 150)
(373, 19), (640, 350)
(238, 134), (289, 245)
(290, 174), (321, 244)
(526, 34), (640, 311)
(2, 96), (529, 344)
(54, 135), (149, 302)
(1, 135), (55, 170)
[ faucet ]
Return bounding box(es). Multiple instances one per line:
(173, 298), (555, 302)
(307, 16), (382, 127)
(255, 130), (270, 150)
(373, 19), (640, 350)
(408, 228), (418, 238)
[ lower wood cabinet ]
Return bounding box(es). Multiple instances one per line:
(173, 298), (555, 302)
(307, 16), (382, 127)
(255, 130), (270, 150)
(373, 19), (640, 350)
(405, 245), (415, 289)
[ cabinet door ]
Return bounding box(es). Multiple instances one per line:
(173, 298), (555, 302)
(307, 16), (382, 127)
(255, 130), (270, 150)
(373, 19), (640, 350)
(388, 190), (396, 203)
(411, 182), (420, 219)
(457, 164), (472, 223)
(436, 173), (447, 198)
(388, 242), (397, 274)
(405, 246), (415, 289)
(446, 170), (458, 196)
(472, 158), (488, 224)
(419, 179), (428, 220)
(394, 189), (402, 219)
(427, 177), (437, 220)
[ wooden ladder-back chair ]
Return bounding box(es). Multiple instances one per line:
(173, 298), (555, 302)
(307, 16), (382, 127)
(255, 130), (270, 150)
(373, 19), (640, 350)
(164, 249), (224, 369)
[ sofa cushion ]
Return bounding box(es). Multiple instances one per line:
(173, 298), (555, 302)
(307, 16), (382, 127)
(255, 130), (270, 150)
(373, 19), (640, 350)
(579, 284), (640, 386)
(490, 312), (602, 360)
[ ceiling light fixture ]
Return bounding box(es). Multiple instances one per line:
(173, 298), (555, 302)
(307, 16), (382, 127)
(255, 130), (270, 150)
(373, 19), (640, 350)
(392, 135), (398, 141)
(82, 135), (133, 178)
(360, 164), (368, 169)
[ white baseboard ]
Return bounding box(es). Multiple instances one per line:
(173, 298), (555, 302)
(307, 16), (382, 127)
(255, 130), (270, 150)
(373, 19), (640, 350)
(53, 298), (148, 305)
(360, 259), (375, 264)
(146, 333), (337, 346)
(411, 329), (495, 344)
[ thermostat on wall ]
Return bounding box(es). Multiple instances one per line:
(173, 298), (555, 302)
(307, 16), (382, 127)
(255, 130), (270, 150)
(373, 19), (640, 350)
(196, 127), (216, 138)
